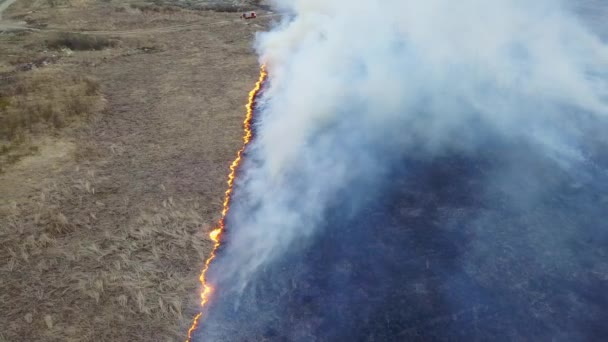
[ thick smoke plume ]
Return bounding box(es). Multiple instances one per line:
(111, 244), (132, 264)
(193, 0), (608, 340)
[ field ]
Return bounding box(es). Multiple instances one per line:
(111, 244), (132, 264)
(0, 0), (269, 340)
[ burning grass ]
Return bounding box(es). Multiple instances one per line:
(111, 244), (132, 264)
(186, 65), (267, 341)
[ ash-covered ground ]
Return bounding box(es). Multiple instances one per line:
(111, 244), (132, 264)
(191, 1), (608, 341)
(197, 126), (608, 341)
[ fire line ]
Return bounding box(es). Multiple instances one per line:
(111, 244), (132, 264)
(186, 65), (268, 342)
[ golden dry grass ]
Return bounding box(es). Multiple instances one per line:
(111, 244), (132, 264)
(0, 178), (211, 341)
(0, 68), (103, 170)
(0, 68), (101, 137)
(0, 0), (266, 340)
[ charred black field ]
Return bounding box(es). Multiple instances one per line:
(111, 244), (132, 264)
(186, 1), (608, 340)
(177, 1), (608, 341)
(194, 119), (608, 341)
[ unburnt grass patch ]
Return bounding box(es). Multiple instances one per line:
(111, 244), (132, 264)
(0, 68), (103, 170)
(0, 177), (210, 341)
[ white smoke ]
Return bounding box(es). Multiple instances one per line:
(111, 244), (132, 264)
(212, 0), (608, 296)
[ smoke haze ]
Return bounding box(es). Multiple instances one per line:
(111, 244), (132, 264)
(192, 0), (608, 340)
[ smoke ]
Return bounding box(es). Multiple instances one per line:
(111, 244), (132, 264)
(193, 0), (608, 340)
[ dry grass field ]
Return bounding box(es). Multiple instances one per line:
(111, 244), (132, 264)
(0, 0), (269, 340)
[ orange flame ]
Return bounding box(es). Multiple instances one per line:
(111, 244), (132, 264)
(186, 65), (268, 342)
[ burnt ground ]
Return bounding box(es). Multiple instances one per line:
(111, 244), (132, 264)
(198, 137), (608, 342)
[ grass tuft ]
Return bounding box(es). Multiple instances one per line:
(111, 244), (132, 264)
(46, 33), (116, 51)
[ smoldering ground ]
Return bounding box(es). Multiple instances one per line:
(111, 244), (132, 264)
(191, 0), (608, 340)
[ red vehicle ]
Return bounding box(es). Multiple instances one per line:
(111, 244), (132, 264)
(241, 11), (257, 19)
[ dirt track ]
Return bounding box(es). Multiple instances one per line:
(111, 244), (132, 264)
(0, 0), (25, 31)
(0, 0), (18, 19)
(46, 13), (278, 36)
